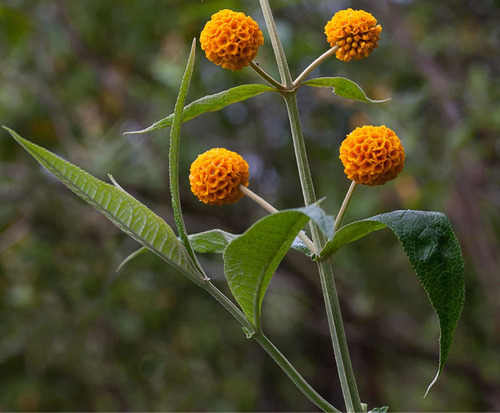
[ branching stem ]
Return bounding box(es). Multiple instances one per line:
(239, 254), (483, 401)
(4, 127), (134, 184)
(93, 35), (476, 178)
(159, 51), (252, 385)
(293, 46), (339, 88)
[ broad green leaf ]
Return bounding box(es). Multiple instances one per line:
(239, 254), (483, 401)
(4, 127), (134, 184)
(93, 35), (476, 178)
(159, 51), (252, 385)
(125, 84), (275, 134)
(321, 210), (465, 394)
(116, 246), (148, 272)
(169, 38), (204, 275)
(4, 127), (205, 284)
(223, 207), (315, 330)
(303, 77), (389, 103)
(189, 229), (238, 254)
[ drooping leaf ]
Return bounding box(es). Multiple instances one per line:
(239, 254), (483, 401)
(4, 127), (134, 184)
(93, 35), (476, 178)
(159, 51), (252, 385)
(169, 38), (204, 276)
(4, 127), (205, 284)
(125, 84), (275, 134)
(321, 210), (465, 394)
(189, 229), (239, 254)
(116, 246), (148, 272)
(304, 77), (389, 103)
(223, 207), (316, 330)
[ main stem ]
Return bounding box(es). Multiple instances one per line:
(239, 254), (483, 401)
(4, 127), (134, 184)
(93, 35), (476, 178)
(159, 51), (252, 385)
(284, 91), (363, 413)
(259, 1), (362, 410)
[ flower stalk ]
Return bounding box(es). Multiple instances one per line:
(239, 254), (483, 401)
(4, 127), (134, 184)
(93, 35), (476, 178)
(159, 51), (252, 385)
(334, 181), (358, 232)
(293, 46), (339, 88)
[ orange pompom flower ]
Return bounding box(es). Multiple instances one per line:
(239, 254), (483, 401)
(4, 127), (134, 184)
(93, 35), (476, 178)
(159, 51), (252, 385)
(339, 125), (405, 186)
(200, 9), (264, 71)
(189, 148), (249, 206)
(325, 8), (382, 62)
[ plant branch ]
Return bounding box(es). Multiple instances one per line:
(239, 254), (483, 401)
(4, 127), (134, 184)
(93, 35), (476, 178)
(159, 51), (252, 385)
(293, 46), (339, 88)
(250, 61), (286, 91)
(334, 181), (358, 232)
(258, 0), (293, 88)
(203, 282), (339, 412)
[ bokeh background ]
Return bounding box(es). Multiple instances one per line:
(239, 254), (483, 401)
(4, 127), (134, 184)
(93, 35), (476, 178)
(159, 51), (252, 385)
(1, 0), (499, 411)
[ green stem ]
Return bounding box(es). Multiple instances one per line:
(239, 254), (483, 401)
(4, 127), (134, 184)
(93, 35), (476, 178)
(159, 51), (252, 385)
(203, 282), (339, 412)
(258, 0), (293, 88)
(293, 46), (339, 88)
(317, 260), (362, 413)
(254, 332), (340, 413)
(250, 61), (286, 91)
(334, 181), (358, 232)
(259, 2), (362, 410)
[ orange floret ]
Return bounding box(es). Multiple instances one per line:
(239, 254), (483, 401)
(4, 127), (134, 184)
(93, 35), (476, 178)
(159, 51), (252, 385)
(325, 9), (382, 62)
(189, 148), (249, 206)
(200, 9), (264, 71)
(339, 125), (405, 186)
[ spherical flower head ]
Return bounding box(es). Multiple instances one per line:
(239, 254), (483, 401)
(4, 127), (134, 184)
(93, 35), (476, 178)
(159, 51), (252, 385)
(339, 125), (405, 186)
(200, 9), (264, 71)
(189, 148), (249, 206)
(325, 8), (382, 62)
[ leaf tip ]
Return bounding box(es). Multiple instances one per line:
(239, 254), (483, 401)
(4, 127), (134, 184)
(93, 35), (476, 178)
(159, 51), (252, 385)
(424, 369), (440, 398)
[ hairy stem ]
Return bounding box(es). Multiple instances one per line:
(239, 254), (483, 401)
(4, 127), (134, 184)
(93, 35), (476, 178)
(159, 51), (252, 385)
(250, 61), (286, 90)
(258, 0), (293, 88)
(334, 181), (358, 232)
(259, 2), (363, 411)
(293, 46), (339, 88)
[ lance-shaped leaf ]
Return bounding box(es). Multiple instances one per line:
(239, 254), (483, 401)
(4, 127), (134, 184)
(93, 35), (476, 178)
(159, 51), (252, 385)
(125, 84), (275, 134)
(223, 207), (318, 330)
(4, 127), (204, 284)
(304, 77), (389, 103)
(321, 210), (465, 394)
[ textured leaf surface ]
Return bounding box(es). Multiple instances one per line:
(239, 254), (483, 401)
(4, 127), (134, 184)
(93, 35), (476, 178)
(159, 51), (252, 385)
(321, 210), (464, 393)
(223, 208), (313, 329)
(125, 84), (275, 134)
(189, 230), (238, 254)
(304, 77), (389, 103)
(5, 127), (203, 283)
(116, 246), (148, 272)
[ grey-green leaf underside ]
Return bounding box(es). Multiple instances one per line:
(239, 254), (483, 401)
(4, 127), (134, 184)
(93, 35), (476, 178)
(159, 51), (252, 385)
(4, 127), (204, 284)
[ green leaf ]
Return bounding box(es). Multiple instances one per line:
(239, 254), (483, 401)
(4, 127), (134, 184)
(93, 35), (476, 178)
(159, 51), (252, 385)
(116, 246), (148, 272)
(125, 84), (275, 134)
(369, 407), (389, 413)
(189, 229), (238, 254)
(303, 77), (389, 103)
(321, 210), (465, 394)
(223, 207), (314, 330)
(169, 38), (204, 276)
(4, 127), (205, 284)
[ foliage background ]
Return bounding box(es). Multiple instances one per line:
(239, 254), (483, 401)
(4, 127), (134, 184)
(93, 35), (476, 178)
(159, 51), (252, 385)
(0, 0), (498, 411)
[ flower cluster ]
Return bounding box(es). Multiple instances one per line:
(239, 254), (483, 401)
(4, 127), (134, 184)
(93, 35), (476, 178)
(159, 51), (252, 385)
(189, 148), (249, 206)
(325, 8), (382, 62)
(339, 125), (405, 186)
(200, 9), (264, 71)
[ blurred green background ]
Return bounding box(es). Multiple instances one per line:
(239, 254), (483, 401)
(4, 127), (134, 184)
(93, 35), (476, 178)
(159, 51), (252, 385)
(1, 0), (498, 411)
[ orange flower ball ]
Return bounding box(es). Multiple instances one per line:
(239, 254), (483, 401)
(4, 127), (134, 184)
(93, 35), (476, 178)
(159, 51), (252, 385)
(325, 9), (382, 62)
(339, 125), (405, 186)
(189, 148), (249, 206)
(200, 9), (264, 71)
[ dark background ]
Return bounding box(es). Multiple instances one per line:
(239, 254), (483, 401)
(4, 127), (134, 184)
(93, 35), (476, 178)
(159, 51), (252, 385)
(1, 0), (498, 411)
